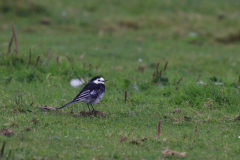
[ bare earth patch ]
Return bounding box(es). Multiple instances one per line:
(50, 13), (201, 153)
(1, 128), (16, 137)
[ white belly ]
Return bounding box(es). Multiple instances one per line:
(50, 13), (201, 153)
(90, 93), (105, 104)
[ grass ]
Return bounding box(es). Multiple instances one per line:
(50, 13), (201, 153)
(1, 0), (240, 159)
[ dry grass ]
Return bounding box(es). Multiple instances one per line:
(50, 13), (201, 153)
(162, 149), (186, 157)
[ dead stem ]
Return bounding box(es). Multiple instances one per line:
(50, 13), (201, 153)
(11, 22), (18, 60)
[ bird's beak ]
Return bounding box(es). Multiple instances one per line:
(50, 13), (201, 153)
(103, 80), (108, 82)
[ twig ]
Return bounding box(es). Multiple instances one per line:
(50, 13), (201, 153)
(125, 90), (127, 102)
(164, 61), (168, 71)
(195, 126), (198, 134)
(177, 77), (183, 85)
(33, 55), (41, 69)
(28, 48), (32, 65)
(56, 56), (60, 66)
(9, 50), (13, 66)
(0, 141), (6, 156)
(11, 22), (18, 60)
(156, 121), (161, 138)
(156, 62), (159, 76)
(197, 74), (201, 82)
(7, 34), (13, 56)
(152, 72), (155, 79)
(176, 77), (183, 90)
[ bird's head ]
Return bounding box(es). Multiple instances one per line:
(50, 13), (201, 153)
(90, 76), (107, 84)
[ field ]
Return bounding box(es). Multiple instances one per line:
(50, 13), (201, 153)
(1, 0), (240, 159)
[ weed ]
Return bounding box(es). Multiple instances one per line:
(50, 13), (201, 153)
(152, 61), (169, 85)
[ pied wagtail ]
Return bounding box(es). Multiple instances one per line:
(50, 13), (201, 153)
(58, 76), (107, 111)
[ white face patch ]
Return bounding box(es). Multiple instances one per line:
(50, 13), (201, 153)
(93, 77), (105, 84)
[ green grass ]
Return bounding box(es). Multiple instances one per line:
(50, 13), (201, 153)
(1, 0), (240, 159)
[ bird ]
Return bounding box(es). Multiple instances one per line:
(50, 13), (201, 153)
(58, 76), (107, 111)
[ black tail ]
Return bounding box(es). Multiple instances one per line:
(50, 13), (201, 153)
(57, 101), (76, 109)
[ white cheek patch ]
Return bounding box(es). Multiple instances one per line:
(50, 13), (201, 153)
(93, 79), (99, 84)
(93, 78), (104, 84)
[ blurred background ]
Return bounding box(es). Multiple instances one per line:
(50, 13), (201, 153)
(0, 0), (240, 77)
(1, 0), (240, 42)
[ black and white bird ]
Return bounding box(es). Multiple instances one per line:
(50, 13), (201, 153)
(58, 76), (107, 111)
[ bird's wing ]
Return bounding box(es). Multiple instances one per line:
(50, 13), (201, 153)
(73, 89), (91, 102)
(72, 83), (102, 102)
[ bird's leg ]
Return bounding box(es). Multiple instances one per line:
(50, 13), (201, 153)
(87, 104), (91, 111)
(91, 104), (96, 112)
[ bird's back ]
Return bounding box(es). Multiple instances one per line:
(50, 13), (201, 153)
(72, 82), (105, 103)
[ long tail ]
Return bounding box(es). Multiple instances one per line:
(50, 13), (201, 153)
(57, 101), (76, 109)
